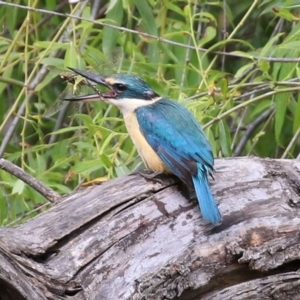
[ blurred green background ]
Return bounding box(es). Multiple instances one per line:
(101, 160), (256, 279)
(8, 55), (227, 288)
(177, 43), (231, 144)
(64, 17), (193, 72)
(0, 0), (300, 225)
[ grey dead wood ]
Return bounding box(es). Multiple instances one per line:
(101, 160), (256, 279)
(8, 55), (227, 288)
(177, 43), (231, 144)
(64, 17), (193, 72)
(0, 157), (300, 300)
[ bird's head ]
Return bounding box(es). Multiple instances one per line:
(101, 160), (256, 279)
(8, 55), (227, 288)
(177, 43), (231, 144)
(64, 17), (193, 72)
(66, 68), (160, 113)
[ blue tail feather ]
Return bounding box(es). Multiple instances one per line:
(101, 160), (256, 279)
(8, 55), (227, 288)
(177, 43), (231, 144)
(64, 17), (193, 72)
(192, 167), (221, 224)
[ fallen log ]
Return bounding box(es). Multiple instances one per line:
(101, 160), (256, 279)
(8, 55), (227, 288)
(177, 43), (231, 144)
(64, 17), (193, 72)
(0, 157), (300, 300)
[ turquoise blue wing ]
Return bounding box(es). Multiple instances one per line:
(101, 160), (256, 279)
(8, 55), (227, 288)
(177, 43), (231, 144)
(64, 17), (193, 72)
(135, 98), (214, 184)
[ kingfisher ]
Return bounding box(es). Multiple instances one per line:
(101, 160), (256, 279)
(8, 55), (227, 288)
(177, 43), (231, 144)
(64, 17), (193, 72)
(65, 68), (221, 224)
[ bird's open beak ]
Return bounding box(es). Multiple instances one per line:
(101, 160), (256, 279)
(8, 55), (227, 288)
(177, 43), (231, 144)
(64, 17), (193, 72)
(63, 68), (116, 102)
(69, 68), (107, 86)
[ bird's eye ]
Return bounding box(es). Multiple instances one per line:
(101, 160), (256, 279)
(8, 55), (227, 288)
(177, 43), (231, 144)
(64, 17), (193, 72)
(113, 83), (127, 92)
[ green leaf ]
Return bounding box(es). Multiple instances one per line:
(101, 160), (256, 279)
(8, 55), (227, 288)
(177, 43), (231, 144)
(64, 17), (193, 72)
(50, 126), (87, 135)
(40, 57), (65, 69)
(102, 1), (124, 57)
(164, 1), (185, 16)
(274, 92), (289, 143)
(5, 4), (19, 37)
(71, 159), (103, 173)
(163, 30), (187, 39)
(64, 44), (78, 69)
(72, 142), (95, 150)
(198, 26), (216, 46)
(273, 8), (300, 21)
(218, 120), (232, 157)
(183, 5), (191, 18)
(74, 114), (94, 125)
(35, 70), (62, 92)
(106, 0), (118, 13)
(196, 12), (217, 24)
(115, 165), (131, 177)
(12, 179), (25, 195)
(219, 78), (228, 98)
(259, 32), (284, 58)
(278, 40), (300, 49)
(48, 184), (71, 194)
(205, 127), (217, 157)
(34, 41), (68, 50)
(36, 153), (46, 174)
(133, 0), (158, 63)
(258, 60), (270, 72)
(234, 62), (256, 79)
(230, 51), (254, 60)
(157, 43), (179, 63)
(293, 92), (300, 133)
(0, 65), (13, 95)
(210, 39), (254, 52)
(100, 154), (114, 168)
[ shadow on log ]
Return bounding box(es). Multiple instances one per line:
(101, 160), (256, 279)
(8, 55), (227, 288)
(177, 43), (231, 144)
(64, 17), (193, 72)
(0, 157), (300, 300)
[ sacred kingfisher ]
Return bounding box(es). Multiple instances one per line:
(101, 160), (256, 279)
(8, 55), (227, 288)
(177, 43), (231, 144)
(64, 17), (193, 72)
(66, 68), (221, 224)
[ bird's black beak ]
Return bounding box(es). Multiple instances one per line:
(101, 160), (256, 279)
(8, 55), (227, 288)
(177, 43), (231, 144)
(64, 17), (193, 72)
(63, 68), (116, 102)
(68, 67), (107, 86)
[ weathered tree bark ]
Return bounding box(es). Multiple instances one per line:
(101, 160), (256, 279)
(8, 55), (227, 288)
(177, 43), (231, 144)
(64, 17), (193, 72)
(0, 157), (300, 300)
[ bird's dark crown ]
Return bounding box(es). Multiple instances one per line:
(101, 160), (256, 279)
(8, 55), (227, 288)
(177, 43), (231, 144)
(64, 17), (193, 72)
(102, 74), (158, 100)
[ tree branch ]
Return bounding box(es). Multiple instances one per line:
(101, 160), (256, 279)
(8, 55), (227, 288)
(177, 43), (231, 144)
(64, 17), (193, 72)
(0, 158), (60, 203)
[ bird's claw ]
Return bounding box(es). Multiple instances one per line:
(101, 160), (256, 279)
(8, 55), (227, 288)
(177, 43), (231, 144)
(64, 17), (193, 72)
(136, 170), (165, 184)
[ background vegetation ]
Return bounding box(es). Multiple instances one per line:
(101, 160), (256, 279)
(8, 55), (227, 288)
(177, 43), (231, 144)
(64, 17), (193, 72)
(0, 0), (300, 225)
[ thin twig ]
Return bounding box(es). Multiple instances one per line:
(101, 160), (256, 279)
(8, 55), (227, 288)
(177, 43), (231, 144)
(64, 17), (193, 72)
(227, 0), (259, 40)
(1, 1), (300, 63)
(231, 106), (249, 150)
(247, 110), (276, 156)
(187, 78), (300, 102)
(229, 64), (257, 86)
(0, 158), (61, 203)
(281, 126), (300, 159)
(234, 107), (274, 156)
(180, 3), (198, 86)
(232, 81), (300, 102)
(91, 0), (103, 19)
(221, 0), (227, 72)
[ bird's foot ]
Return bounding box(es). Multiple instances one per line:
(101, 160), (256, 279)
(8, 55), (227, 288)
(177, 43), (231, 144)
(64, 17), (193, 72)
(134, 169), (165, 184)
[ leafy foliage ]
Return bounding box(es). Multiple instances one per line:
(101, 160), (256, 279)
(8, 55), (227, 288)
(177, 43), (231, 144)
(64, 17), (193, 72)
(0, 0), (300, 225)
